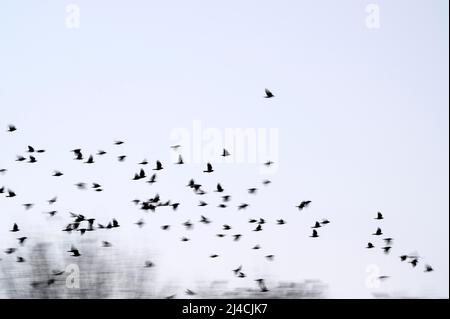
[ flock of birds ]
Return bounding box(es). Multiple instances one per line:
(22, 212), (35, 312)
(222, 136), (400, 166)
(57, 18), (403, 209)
(365, 211), (434, 279)
(0, 88), (435, 297)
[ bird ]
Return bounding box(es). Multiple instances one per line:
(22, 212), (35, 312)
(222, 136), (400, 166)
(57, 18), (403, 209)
(372, 228), (383, 236)
(171, 145), (181, 151)
(400, 255), (408, 262)
(410, 258), (419, 267)
(264, 88), (274, 98)
(297, 201), (312, 210)
(48, 197), (58, 205)
(28, 156), (37, 163)
(7, 124), (17, 132)
(53, 170), (64, 177)
(321, 219), (331, 225)
(102, 241), (112, 247)
(262, 179), (271, 186)
(375, 212), (383, 220)
(185, 289), (195, 296)
(265, 255), (275, 261)
(253, 224), (262, 232)
(16, 257), (26, 263)
(382, 246), (392, 254)
(6, 190), (16, 198)
(68, 247), (81, 257)
(152, 160), (163, 171)
(238, 203), (249, 210)
(264, 161), (274, 167)
(17, 237), (28, 245)
(233, 234), (242, 241)
(200, 215), (211, 224)
(145, 261), (154, 268)
(221, 149), (230, 157)
(248, 188), (258, 194)
(135, 219), (145, 228)
(203, 163), (214, 173)
(198, 201), (208, 207)
(147, 173), (157, 185)
(75, 182), (86, 190)
(114, 141), (124, 145)
(210, 254), (219, 258)
(366, 242), (375, 249)
(23, 203), (34, 210)
(311, 221), (321, 229)
(175, 155), (184, 165)
(85, 155), (94, 164)
(255, 279), (269, 292)
(277, 219), (286, 225)
(215, 183), (224, 192)
(10, 223), (19, 232)
(139, 159), (148, 165)
(233, 265), (242, 275)
(383, 238), (394, 245)
(223, 225), (231, 230)
(97, 150), (107, 155)
(424, 265), (434, 272)
(310, 229), (319, 238)
(118, 155), (127, 162)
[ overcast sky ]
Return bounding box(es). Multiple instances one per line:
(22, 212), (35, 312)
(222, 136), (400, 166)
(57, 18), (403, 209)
(0, 0), (448, 298)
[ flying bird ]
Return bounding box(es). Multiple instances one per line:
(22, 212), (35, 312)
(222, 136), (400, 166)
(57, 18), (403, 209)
(264, 88), (274, 98)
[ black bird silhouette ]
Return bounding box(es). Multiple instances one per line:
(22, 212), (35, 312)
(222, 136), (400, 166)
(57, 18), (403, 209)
(48, 197), (57, 205)
(265, 255), (275, 261)
(114, 141), (124, 145)
(23, 203), (34, 210)
(16, 155), (26, 162)
(238, 203), (249, 210)
(7, 125), (17, 132)
(176, 155), (184, 165)
(135, 219), (145, 228)
(375, 212), (383, 220)
(264, 88), (274, 98)
(85, 155), (94, 164)
(215, 183), (224, 192)
(198, 200), (208, 207)
(203, 163), (214, 173)
(145, 261), (154, 268)
(424, 265), (434, 272)
(5, 248), (17, 254)
(118, 155), (127, 162)
(248, 188), (257, 194)
(17, 257), (25, 263)
(17, 237), (28, 245)
(10, 223), (19, 232)
(372, 228), (383, 236)
(255, 279), (269, 292)
(139, 159), (148, 165)
(366, 242), (375, 249)
(147, 173), (157, 185)
(200, 215), (211, 224)
(253, 224), (262, 232)
(410, 258), (419, 267)
(321, 219), (330, 225)
(6, 189), (16, 198)
(277, 219), (286, 225)
(223, 224), (231, 230)
(185, 289), (195, 295)
(68, 247), (81, 257)
(383, 238), (393, 245)
(221, 149), (230, 157)
(97, 150), (107, 155)
(210, 254), (219, 258)
(262, 179), (272, 186)
(102, 241), (112, 247)
(153, 161), (163, 171)
(28, 156), (37, 163)
(311, 221), (321, 229)
(233, 234), (242, 241)
(75, 183), (86, 189)
(382, 246), (392, 254)
(400, 255), (408, 261)
(252, 245), (261, 250)
(53, 171), (63, 177)
(233, 265), (242, 275)
(297, 201), (312, 210)
(0, 169), (7, 174)
(161, 225), (170, 230)
(310, 229), (319, 238)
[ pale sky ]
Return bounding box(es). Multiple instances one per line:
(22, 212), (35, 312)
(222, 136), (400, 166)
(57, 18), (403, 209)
(0, 0), (448, 298)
